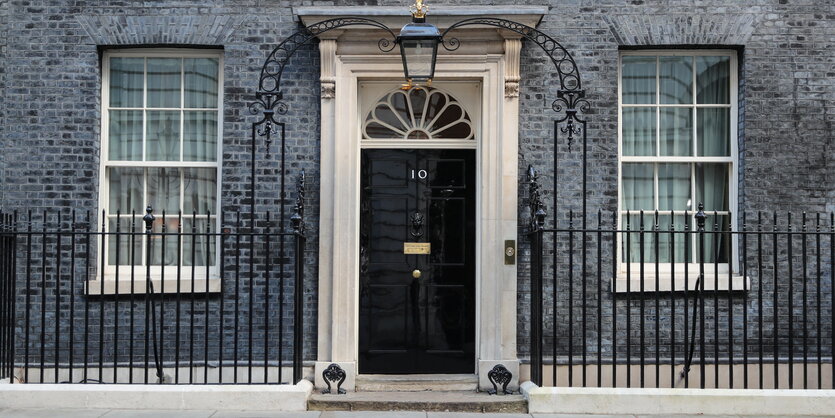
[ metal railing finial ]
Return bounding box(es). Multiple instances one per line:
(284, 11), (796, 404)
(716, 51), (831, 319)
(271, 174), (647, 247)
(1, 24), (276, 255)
(143, 205), (155, 233)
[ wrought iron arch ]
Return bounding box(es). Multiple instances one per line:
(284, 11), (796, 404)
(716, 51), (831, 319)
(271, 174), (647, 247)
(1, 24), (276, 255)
(245, 17), (398, 229)
(248, 15), (592, 388)
(440, 18), (582, 91)
(440, 17), (589, 148)
(252, 17), (398, 114)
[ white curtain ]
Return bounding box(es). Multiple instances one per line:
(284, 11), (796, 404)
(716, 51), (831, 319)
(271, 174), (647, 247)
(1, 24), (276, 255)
(185, 58), (219, 108)
(621, 54), (730, 264)
(107, 167), (144, 266)
(109, 57), (143, 108)
(622, 56), (655, 104)
(183, 168), (217, 266)
(184, 112), (217, 161)
(148, 168), (180, 266)
(146, 110), (180, 161)
(147, 58), (181, 108)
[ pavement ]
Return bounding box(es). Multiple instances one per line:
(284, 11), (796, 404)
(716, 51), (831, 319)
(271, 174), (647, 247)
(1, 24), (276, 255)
(0, 411), (815, 418)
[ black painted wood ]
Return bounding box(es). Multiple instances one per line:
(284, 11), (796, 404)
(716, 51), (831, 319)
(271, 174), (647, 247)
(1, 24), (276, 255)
(359, 149), (476, 374)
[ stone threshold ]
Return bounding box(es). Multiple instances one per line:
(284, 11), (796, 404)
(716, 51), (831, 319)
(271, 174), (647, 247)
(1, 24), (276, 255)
(309, 390), (527, 413)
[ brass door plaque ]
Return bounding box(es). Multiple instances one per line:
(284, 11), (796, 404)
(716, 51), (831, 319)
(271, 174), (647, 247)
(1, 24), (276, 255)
(403, 242), (431, 254)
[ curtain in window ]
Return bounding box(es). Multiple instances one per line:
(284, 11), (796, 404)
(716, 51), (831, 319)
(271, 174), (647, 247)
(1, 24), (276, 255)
(109, 58), (143, 108)
(107, 167), (144, 266)
(184, 168), (217, 266)
(106, 54), (220, 270)
(184, 112), (217, 161)
(185, 58), (219, 108)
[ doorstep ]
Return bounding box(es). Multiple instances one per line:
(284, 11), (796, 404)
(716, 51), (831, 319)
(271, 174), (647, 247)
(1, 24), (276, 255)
(355, 374), (478, 392)
(308, 390), (527, 413)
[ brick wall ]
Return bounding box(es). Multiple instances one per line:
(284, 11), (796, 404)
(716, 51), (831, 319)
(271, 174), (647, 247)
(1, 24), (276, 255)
(0, 0), (8, 206)
(1, 0), (833, 369)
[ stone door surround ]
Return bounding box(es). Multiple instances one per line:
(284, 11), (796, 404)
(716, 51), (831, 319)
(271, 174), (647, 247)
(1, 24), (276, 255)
(296, 6), (547, 392)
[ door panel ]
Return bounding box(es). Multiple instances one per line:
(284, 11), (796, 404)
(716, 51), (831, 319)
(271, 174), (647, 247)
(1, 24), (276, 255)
(359, 149), (476, 374)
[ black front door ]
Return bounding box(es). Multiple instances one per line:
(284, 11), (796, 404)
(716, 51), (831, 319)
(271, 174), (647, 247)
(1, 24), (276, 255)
(359, 149), (476, 374)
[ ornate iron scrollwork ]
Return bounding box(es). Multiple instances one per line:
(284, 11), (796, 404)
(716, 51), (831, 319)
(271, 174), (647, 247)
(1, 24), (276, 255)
(439, 17), (589, 151)
(257, 17), (397, 98)
(291, 170), (306, 234)
(527, 166), (547, 232)
(321, 363), (347, 394)
(552, 89), (590, 151)
(410, 211), (425, 238)
(440, 17), (582, 92)
(487, 364), (513, 395)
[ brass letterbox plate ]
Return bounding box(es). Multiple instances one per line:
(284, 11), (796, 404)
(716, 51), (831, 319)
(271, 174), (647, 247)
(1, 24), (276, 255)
(403, 242), (431, 254)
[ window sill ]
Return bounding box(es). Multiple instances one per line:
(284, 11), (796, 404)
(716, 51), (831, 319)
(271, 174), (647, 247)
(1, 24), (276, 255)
(612, 273), (749, 293)
(85, 277), (222, 296)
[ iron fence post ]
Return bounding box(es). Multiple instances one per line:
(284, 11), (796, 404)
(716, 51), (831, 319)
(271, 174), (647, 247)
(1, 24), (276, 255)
(527, 165), (547, 387)
(291, 171), (306, 385)
(696, 203), (706, 389)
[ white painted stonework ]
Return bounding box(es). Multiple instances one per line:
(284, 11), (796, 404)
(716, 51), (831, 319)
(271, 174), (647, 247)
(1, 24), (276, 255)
(522, 383), (835, 416)
(0, 380), (313, 411)
(299, 7), (542, 392)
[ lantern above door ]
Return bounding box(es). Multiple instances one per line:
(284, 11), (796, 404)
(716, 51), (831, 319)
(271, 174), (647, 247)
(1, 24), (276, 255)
(396, 0), (442, 87)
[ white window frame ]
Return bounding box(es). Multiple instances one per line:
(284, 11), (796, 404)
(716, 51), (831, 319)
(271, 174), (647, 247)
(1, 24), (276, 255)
(615, 49), (744, 292)
(91, 48), (224, 295)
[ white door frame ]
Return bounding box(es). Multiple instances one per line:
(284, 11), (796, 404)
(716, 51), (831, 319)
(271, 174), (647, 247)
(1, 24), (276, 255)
(313, 34), (524, 392)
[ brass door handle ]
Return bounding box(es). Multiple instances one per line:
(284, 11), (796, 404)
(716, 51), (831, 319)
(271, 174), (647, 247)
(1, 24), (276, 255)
(412, 269), (422, 279)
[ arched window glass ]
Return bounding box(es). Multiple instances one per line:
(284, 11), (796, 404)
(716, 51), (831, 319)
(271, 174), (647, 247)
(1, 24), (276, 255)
(363, 87), (474, 140)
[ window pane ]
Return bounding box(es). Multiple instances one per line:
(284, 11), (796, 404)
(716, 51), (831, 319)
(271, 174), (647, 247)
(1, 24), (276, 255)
(183, 111), (217, 161)
(402, 39), (435, 80)
(147, 58), (181, 108)
(658, 163), (691, 211)
(658, 215), (691, 263)
(108, 110), (143, 161)
(696, 163), (729, 212)
(622, 107), (656, 156)
(183, 218), (216, 267)
(697, 56), (730, 104)
(107, 217), (143, 266)
(184, 58), (219, 108)
(109, 57), (144, 108)
(183, 168), (217, 214)
(150, 217), (179, 267)
(659, 107), (693, 156)
(622, 163), (654, 211)
(147, 167), (181, 214)
(702, 214), (730, 263)
(697, 108), (730, 156)
(659, 56), (692, 104)
(622, 214), (655, 263)
(107, 167), (144, 214)
(623, 214), (692, 264)
(622, 56), (656, 104)
(146, 111), (181, 161)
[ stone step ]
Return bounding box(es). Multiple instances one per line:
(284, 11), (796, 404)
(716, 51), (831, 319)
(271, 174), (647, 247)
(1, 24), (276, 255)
(308, 390), (527, 413)
(355, 374), (478, 392)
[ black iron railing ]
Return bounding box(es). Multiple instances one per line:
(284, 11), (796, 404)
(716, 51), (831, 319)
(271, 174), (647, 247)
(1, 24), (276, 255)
(527, 201), (834, 389)
(0, 203), (306, 385)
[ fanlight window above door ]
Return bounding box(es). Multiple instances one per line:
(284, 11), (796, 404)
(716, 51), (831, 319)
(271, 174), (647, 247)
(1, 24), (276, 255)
(363, 87), (474, 140)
